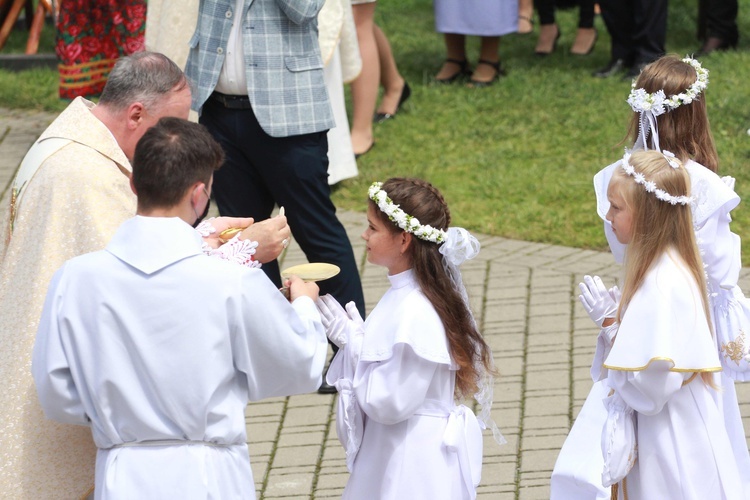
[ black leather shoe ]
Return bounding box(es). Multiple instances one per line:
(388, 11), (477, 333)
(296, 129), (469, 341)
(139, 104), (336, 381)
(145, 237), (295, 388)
(318, 379), (337, 394)
(373, 81), (411, 123)
(622, 62), (648, 80)
(696, 36), (737, 56)
(592, 58), (627, 78)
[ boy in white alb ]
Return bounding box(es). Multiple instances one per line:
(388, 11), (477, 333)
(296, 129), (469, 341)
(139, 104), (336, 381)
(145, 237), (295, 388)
(32, 117), (328, 499)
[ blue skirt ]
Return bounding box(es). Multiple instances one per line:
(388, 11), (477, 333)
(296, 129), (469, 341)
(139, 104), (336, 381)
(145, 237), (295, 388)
(434, 0), (518, 37)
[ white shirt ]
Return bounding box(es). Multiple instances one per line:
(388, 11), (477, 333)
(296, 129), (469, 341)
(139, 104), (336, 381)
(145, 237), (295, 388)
(215, 0), (249, 95)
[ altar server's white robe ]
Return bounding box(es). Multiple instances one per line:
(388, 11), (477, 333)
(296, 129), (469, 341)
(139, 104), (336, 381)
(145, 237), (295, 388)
(327, 269), (483, 500)
(604, 250), (745, 500)
(32, 216), (328, 499)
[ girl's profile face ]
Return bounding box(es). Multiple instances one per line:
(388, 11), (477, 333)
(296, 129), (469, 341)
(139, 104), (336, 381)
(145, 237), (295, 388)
(606, 182), (634, 244)
(362, 204), (410, 274)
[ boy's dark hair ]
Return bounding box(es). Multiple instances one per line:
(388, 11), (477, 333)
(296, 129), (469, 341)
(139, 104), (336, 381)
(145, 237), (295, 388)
(132, 117), (224, 211)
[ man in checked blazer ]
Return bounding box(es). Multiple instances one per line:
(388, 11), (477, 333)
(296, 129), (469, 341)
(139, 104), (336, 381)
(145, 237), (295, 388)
(186, 0), (365, 394)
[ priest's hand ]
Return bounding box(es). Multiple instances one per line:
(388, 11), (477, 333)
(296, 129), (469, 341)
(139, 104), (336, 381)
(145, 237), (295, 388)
(579, 275), (618, 328)
(239, 214), (291, 263)
(196, 216), (254, 249)
(287, 275), (319, 302)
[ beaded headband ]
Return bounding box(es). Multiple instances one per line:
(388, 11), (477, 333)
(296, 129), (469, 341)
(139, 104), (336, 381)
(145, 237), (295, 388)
(627, 57), (709, 116)
(620, 150), (692, 206)
(368, 182), (448, 243)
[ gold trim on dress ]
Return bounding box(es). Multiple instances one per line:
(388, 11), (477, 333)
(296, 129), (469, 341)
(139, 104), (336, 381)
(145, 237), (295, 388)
(603, 356), (722, 373)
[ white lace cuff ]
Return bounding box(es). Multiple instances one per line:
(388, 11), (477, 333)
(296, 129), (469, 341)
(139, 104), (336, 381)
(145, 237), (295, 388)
(195, 218), (218, 238)
(202, 235), (261, 269)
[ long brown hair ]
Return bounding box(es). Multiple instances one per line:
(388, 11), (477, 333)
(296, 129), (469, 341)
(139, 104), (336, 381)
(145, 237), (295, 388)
(612, 151), (714, 386)
(628, 55), (719, 172)
(370, 178), (494, 398)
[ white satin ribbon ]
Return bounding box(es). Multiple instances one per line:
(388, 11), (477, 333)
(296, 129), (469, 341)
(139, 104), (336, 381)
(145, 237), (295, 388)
(444, 405), (484, 499)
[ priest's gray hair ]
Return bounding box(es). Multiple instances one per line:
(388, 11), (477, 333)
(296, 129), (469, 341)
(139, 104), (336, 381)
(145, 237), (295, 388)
(99, 51), (190, 112)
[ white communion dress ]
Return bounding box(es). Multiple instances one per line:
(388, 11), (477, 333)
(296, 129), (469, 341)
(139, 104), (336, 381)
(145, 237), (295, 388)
(603, 249), (744, 499)
(551, 158), (750, 499)
(326, 269), (485, 500)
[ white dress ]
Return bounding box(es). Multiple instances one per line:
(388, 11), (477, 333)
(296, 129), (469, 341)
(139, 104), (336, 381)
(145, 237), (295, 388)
(32, 216), (328, 499)
(603, 250), (744, 499)
(326, 269), (484, 499)
(551, 159), (750, 498)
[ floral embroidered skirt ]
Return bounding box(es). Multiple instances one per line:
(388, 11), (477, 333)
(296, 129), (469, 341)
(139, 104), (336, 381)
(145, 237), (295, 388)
(56, 0), (146, 99)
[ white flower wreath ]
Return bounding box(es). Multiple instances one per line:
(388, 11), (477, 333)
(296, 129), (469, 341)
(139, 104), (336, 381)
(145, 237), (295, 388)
(620, 151), (692, 206)
(368, 182), (448, 243)
(626, 57), (709, 116)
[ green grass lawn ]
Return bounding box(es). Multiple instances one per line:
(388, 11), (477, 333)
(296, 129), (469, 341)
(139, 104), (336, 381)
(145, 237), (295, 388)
(2, 0), (750, 260)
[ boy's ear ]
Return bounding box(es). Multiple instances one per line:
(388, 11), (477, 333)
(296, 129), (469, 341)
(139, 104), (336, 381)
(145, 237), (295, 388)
(129, 176), (137, 196)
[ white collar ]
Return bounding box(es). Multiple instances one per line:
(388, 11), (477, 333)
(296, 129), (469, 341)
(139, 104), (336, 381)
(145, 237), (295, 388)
(107, 216), (203, 275)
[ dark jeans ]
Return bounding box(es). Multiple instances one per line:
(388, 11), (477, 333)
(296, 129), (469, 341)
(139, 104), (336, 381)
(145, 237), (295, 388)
(599, 0), (667, 65)
(200, 96), (366, 321)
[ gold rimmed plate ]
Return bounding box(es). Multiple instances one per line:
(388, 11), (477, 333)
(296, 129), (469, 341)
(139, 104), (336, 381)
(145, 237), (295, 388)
(280, 263), (340, 282)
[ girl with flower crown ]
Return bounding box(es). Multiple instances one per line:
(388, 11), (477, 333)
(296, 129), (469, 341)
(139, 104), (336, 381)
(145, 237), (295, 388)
(552, 55), (750, 499)
(590, 150), (745, 499)
(317, 177), (503, 499)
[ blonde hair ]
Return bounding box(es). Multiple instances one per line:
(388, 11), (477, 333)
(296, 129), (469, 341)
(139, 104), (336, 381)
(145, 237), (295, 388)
(628, 55), (719, 172)
(612, 151), (715, 386)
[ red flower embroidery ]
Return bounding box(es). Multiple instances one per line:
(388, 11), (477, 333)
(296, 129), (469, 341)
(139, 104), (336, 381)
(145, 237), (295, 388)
(57, 42), (83, 62)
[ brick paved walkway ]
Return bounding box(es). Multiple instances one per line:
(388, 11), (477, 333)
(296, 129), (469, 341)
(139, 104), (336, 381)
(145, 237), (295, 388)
(2, 109), (749, 499)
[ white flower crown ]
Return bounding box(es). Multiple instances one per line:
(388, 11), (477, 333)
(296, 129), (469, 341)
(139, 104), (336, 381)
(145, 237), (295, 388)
(620, 150), (692, 206)
(626, 57), (709, 116)
(368, 182), (448, 243)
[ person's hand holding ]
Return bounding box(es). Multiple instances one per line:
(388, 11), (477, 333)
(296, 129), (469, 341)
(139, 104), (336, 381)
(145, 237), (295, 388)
(287, 275), (319, 302)
(196, 216), (254, 249)
(579, 275), (619, 327)
(240, 214), (291, 263)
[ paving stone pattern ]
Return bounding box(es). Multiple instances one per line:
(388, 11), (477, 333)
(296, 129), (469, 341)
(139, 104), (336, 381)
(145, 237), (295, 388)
(2, 109), (749, 499)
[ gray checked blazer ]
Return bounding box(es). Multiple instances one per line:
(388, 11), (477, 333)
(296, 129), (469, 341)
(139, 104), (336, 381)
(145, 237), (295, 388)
(186, 0), (335, 138)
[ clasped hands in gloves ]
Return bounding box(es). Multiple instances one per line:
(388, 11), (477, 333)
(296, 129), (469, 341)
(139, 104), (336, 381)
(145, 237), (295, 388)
(316, 294), (364, 348)
(579, 275), (620, 328)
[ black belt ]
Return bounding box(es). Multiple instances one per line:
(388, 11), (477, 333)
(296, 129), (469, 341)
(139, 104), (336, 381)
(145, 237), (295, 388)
(209, 92), (253, 110)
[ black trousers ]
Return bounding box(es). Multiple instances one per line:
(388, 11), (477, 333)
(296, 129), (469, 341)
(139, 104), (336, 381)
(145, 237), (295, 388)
(698, 0), (739, 45)
(200, 96), (366, 320)
(537, 0), (595, 28)
(599, 0), (667, 65)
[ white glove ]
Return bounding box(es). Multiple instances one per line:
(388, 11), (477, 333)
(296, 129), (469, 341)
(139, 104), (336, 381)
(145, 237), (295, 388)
(609, 285), (621, 306)
(316, 295), (363, 348)
(579, 275), (618, 327)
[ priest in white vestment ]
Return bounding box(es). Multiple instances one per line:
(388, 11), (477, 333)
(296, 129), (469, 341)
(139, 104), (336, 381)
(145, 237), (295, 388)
(32, 117), (327, 499)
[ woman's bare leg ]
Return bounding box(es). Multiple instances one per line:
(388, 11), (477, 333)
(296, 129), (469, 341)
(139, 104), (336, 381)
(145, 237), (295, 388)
(373, 23), (406, 116)
(350, 3), (378, 154)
